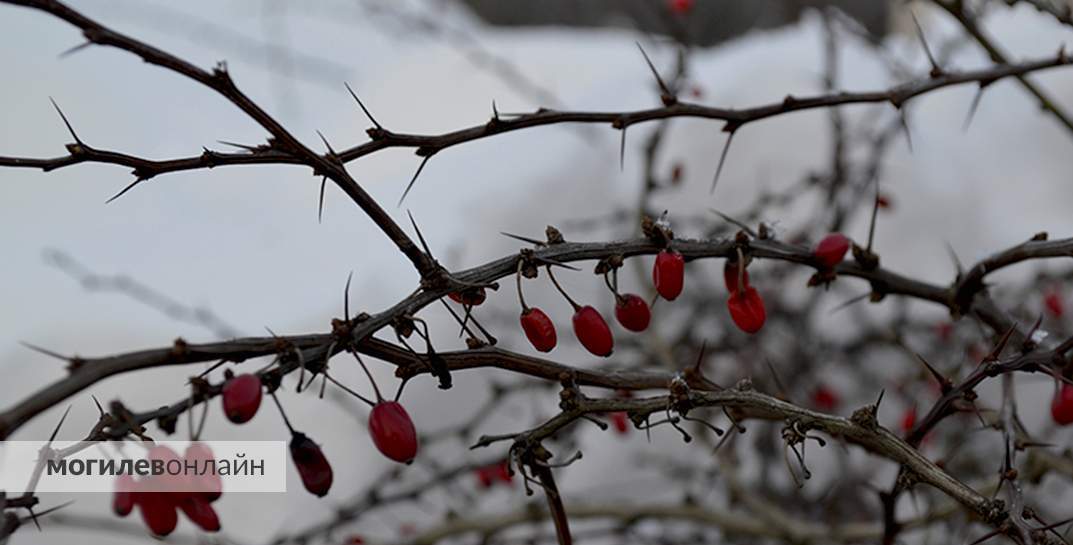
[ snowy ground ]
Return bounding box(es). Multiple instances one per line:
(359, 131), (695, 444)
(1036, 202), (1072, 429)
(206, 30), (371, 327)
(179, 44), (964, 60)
(2, 0), (1073, 543)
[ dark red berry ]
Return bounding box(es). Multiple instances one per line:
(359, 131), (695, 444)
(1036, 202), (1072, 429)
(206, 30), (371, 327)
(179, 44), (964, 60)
(653, 250), (685, 301)
(877, 194), (892, 209)
(614, 294), (650, 332)
(1045, 290), (1064, 318)
(178, 495), (221, 532)
(572, 305), (614, 357)
(811, 386), (839, 412)
(290, 432), (333, 497)
(113, 473), (136, 517)
(1053, 383), (1073, 425)
(610, 412), (630, 435)
(727, 287), (765, 334)
(222, 373), (262, 424)
(520, 307), (557, 352)
(723, 259), (750, 292)
(449, 287), (486, 306)
(671, 163), (684, 184)
(185, 442), (222, 501)
(814, 233), (850, 269)
(369, 401), (419, 464)
(137, 491), (178, 536)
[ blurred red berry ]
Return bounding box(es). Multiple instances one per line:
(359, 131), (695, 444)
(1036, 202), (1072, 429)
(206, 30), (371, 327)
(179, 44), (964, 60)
(1045, 290), (1064, 318)
(727, 287), (766, 334)
(137, 490), (178, 536)
(369, 401), (419, 463)
(877, 194), (892, 210)
(610, 411), (630, 435)
(1052, 383), (1073, 425)
(178, 495), (220, 532)
(811, 386), (839, 412)
(901, 406), (917, 434)
(222, 373), (262, 424)
(668, 0), (693, 14)
(614, 294), (651, 332)
(290, 432), (334, 497)
(653, 250), (685, 301)
(573, 305), (614, 356)
(814, 233), (850, 269)
(520, 307), (557, 352)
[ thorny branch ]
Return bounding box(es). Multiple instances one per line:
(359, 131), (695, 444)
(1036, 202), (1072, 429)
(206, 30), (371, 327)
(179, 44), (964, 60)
(3, 1), (1073, 544)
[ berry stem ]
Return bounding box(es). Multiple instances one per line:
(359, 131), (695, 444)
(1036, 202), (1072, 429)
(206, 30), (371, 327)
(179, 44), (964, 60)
(323, 372), (376, 407)
(351, 352), (385, 402)
(545, 266), (581, 311)
(269, 390), (296, 435)
(515, 260), (530, 312)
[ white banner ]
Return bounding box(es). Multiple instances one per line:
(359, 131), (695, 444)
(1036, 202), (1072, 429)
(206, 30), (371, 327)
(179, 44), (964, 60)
(0, 441), (287, 493)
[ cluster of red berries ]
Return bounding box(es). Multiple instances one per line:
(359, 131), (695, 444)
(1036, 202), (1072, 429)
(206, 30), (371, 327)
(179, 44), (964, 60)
(113, 443), (222, 536)
(521, 232), (855, 352)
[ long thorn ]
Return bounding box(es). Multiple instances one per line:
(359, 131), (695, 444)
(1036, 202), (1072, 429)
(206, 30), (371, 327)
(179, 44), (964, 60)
(710, 130), (736, 193)
(48, 97), (82, 143)
(105, 178), (145, 204)
(398, 155), (432, 207)
(344, 82), (384, 130)
(635, 42), (672, 98)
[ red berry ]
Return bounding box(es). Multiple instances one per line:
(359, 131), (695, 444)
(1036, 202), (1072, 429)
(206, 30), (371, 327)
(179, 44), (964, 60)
(346, 537), (366, 545)
(520, 307), (557, 352)
(614, 294), (651, 332)
(369, 401), (419, 463)
(610, 412), (630, 435)
(671, 163), (684, 184)
(178, 495), (221, 532)
(811, 386), (839, 412)
(475, 460), (512, 489)
(668, 0), (693, 14)
(723, 259), (750, 292)
(448, 287), (486, 306)
(572, 305), (614, 357)
(137, 491), (178, 536)
(222, 373), (262, 424)
(814, 233), (850, 269)
(185, 442), (222, 501)
(877, 194), (892, 209)
(1045, 290), (1064, 318)
(289, 432), (334, 497)
(113, 473), (136, 517)
(653, 250), (685, 301)
(726, 287), (766, 334)
(1052, 383), (1073, 425)
(935, 322), (954, 342)
(901, 406), (917, 434)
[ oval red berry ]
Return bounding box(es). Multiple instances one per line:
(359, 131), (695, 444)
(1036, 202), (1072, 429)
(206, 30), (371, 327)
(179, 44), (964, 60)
(572, 305), (614, 357)
(369, 401), (419, 464)
(814, 233), (850, 269)
(138, 491), (178, 536)
(179, 495), (221, 532)
(520, 307), (557, 352)
(222, 373), (262, 424)
(614, 294), (651, 332)
(653, 250), (685, 301)
(290, 432), (334, 497)
(726, 287), (766, 334)
(1053, 383), (1073, 425)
